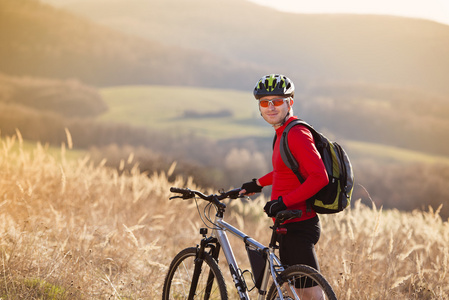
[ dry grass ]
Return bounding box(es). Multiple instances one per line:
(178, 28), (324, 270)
(0, 133), (448, 299)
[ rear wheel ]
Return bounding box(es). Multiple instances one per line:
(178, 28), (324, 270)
(267, 264), (336, 300)
(162, 247), (228, 300)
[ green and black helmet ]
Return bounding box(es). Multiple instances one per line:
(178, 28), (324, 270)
(253, 74), (295, 99)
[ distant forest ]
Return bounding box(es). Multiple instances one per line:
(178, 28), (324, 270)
(1, 73), (448, 219)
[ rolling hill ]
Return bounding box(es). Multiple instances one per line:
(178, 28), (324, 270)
(4, 0), (448, 159)
(40, 0), (449, 96)
(0, 0), (263, 88)
(98, 84), (449, 157)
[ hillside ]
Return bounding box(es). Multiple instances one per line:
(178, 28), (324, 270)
(0, 73), (107, 117)
(41, 0), (449, 96)
(0, 0), (262, 88)
(98, 84), (449, 157)
(0, 138), (448, 299)
(2, 0), (449, 95)
(98, 85), (264, 139)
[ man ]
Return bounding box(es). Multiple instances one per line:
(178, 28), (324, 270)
(240, 74), (329, 298)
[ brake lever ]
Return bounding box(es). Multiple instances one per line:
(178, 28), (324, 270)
(230, 194), (247, 200)
(170, 193), (195, 200)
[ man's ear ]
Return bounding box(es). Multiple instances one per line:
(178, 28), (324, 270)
(289, 98), (294, 106)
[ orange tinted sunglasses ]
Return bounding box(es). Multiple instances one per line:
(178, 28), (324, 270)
(259, 98), (288, 107)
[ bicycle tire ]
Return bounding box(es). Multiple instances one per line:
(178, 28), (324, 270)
(162, 247), (228, 300)
(267, 264), (337, 300)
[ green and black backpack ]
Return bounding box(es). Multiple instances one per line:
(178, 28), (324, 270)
(274, 119), (354, 214)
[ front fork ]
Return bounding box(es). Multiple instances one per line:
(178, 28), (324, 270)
(188, 228), (221, 300)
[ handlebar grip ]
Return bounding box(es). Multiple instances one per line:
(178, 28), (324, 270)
(226, 188), (243, 199)
(170, 187), (195, 199)
(170, 187), (188, 194)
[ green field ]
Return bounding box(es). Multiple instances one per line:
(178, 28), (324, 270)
(99, 85), (270, 139)
(99, 85), (449, 165)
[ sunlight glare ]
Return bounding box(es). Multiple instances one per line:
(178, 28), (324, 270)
(247, 0), (449, 26)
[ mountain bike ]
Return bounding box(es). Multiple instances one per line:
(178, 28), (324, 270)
(162, 187), (337, 300)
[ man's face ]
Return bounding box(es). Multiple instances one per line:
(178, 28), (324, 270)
(259, 95), (293, 127)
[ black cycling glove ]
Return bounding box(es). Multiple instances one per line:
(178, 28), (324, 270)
(264, 197), (287, 217)
(240, 178), (263, 194)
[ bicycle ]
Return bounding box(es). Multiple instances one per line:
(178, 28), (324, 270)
(162, 187), (337, 300)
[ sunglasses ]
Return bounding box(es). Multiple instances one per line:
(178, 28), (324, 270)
(259, 98), (288, 108)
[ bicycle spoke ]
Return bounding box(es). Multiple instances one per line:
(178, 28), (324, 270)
(268, 265), (337, 300)
(163, 248), (228, 299)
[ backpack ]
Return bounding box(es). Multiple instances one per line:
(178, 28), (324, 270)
(273, 119), (354, 214)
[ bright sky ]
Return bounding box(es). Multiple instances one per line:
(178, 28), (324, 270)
(248, 0), (449, 26)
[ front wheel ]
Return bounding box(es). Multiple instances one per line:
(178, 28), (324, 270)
(267, 264), (337, 300)
(162, 247), (228, 300)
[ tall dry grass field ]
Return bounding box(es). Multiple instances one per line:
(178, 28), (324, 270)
(0, 133), (448, 299)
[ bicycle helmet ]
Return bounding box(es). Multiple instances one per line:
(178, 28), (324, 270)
(253, 74), (295, 99)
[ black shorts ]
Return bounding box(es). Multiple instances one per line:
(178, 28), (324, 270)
(277, 215), (321, 271)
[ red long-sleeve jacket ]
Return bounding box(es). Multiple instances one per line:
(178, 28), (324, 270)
(258, 117), (329, 222)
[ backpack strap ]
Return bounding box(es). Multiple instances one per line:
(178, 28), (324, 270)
(278, 119), (305, 184)
(274, 119), (318, 213)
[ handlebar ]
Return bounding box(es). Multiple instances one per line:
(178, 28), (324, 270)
(170, 187), (302, 222)
(170, 187), (303, 250)
(169, 187), (243, 210)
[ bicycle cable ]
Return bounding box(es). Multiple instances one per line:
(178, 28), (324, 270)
(194, 197), (222, 231)
(204, 202), (224, 230)
(205, 202), (224, 231)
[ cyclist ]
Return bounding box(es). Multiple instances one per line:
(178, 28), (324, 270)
(240, 74), (329, 299)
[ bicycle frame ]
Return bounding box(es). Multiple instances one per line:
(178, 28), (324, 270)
(210, 214), (286, 300)
(167, 188), (303, 300)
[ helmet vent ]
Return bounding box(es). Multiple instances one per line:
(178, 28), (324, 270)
(253, 74), (295, 99)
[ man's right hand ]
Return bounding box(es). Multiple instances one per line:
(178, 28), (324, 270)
(240, 179), (262, 195)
